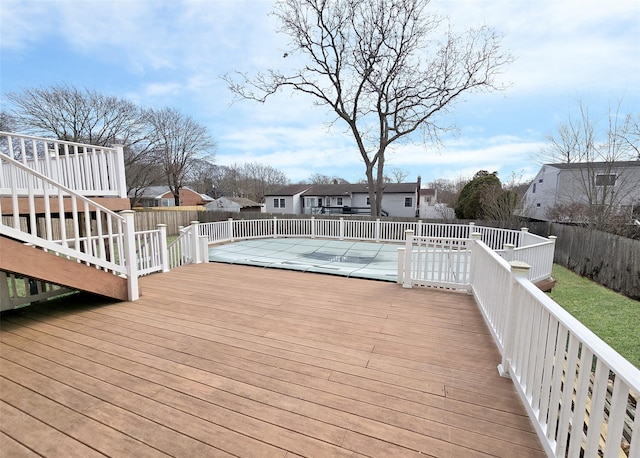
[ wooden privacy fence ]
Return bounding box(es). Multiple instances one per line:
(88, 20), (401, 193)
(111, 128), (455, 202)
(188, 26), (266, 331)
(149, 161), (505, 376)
(530, 222), (640, 300)
(133, 209), (202, 234)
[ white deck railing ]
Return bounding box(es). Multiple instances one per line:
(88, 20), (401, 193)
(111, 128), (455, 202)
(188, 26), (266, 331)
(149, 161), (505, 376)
(0, 151), (139, 301)
(1, 131), (127, 198)
(470, 240), (639, 458)
(199, 217), (555, 285)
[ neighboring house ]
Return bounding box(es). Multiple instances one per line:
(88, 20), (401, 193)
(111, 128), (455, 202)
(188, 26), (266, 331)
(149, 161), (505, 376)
(418, 188), (440, 219)
(521, 161), (640, 221)
(129, 186), (214, 208)
(205, 196), (263, 213)
(265, 182), (420, 217)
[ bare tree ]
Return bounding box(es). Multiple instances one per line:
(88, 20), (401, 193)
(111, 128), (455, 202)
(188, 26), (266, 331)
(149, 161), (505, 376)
(385, 167), (409, 183)
(307, 173), (350, 185)
(146, 107), (216, 206)
(5, 84), (146, 146)
(541, 100), (638, 164)
(239, 162), (290, 202)
(0, 110), (17, 132)
(4, 84), (161, 194)
(224, 0), (512, 216)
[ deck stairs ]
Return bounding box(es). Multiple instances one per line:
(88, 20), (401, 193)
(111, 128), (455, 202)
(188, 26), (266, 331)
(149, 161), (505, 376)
(0, 132), (137, 309)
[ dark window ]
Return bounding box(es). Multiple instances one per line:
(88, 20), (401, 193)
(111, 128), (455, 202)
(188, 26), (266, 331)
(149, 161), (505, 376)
(595, 174), (616, 186)
(337, 197), (343, 205)
(279, 198), (286, 208)
(532, 183), (536, 193)
(366, 197), (370, 205)
(318, 198), (323, 206)
(273, 198), (280, 208)
(536, 203), (541, 207)
(539, 178), (543, 183)
(404, 197), (412, 207)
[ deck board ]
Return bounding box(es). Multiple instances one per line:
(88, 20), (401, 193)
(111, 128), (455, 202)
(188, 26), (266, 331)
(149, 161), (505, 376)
(0, 262), (545, 457)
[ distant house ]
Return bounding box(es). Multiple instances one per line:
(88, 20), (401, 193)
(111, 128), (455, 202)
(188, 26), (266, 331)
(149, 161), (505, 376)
(205, 196), (263, 213)
(264, 182), (420, 217)
(521, 161), (640, 221)
(129, 186), (214, 208)
(418, 188), (440, 219)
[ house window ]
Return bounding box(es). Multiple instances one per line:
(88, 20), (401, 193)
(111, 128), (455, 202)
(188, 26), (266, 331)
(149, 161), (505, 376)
(337, 197), (343, 206)
(539, 178), (543, 183)
(404, 197), (412, 207)
(161, 198), (174, 207)
(532, 183), (536, 193)
(366, 197), (370, 205)
(595, 174), (616, 186)
(318, 198), (323, 206)
(273, 198), (280, 208)
(279, 198), (286, 208)
(536, 203), (541, 207)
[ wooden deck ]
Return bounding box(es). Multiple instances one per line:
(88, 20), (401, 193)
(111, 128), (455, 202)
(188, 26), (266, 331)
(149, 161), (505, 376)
(0, 263), (545, 457)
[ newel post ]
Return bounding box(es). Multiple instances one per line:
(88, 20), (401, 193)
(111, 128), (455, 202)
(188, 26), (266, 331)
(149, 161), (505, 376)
(157, 224), (170, 272)
(468, 232), (482, 294)
(311, 217), (316, 239)
(121, 210), (139, 301)
(339, 217), (345, 241)
(190, 221), (200, 263)
(504, 243), (515, 262)
(228, 218), (234, 242)
(113, 144), (127, 199)
(273, 216), (278, 238)
(402, 229), (414, 288)
(498, 261), (531, 378)
(375, 218), (381, 242)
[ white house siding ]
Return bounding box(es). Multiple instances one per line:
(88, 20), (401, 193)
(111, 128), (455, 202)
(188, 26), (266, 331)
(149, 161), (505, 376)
(523, 163), (640, 221)
(381, 193), (417, 217)
(265, 193), (305, 214)
(523, 166), (563, 220)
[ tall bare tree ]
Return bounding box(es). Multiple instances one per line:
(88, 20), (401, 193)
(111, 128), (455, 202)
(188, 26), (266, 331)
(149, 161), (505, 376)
(4, 84), (159, 193)
(146, 107), (216, 206)
(5, 84), (146, 146)
(306, 173), (350, 185)
(225, 0), (512, 216)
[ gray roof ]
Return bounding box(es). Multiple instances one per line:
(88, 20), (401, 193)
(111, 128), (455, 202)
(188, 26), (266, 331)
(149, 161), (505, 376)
(128, 186), (211, 200)
(546, 161), (640, 170)
(268, 182), (418, 197)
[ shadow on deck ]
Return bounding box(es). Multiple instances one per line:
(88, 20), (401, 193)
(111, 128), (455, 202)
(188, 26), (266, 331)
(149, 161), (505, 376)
(0, 263), (545, 457)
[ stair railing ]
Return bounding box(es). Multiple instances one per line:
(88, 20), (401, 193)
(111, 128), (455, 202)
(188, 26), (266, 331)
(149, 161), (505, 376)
(0, 149), (139, 300)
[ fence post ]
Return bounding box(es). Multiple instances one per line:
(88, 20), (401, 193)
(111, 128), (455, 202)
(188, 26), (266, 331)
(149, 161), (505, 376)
(121, 210), (139, 301)
(416, 220), (422, 237)
(402, 229), (414, 288)
(375, 218), (380, 242)
(504, 243), (515, 262)
(397, 247), (405, 285)
(339, 217), (344, 241)
(190, 221), (200, 263)
(228, 218), (234, 242)
(273, 216), (278, 238)
(498, 261), (531, 378)
(157, 224), (170, 273)
(311, 217), (316, 239)
(113, 144), (127, 199)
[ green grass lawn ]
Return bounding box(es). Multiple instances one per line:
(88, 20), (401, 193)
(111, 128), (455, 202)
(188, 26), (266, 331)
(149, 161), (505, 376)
(547, 264), (640, 368)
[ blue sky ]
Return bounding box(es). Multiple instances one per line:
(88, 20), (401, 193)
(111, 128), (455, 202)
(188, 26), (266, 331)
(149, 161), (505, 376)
(1, 0), (638, 186)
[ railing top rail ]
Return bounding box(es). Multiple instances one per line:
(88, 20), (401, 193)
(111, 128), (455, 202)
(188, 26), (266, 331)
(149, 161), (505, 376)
(512, 239), (554, 250)
(476, 239), (512, 270)
(0, 131), (117, 151)
(1, 151), (125, 222)
(516, 275), (640, 391)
